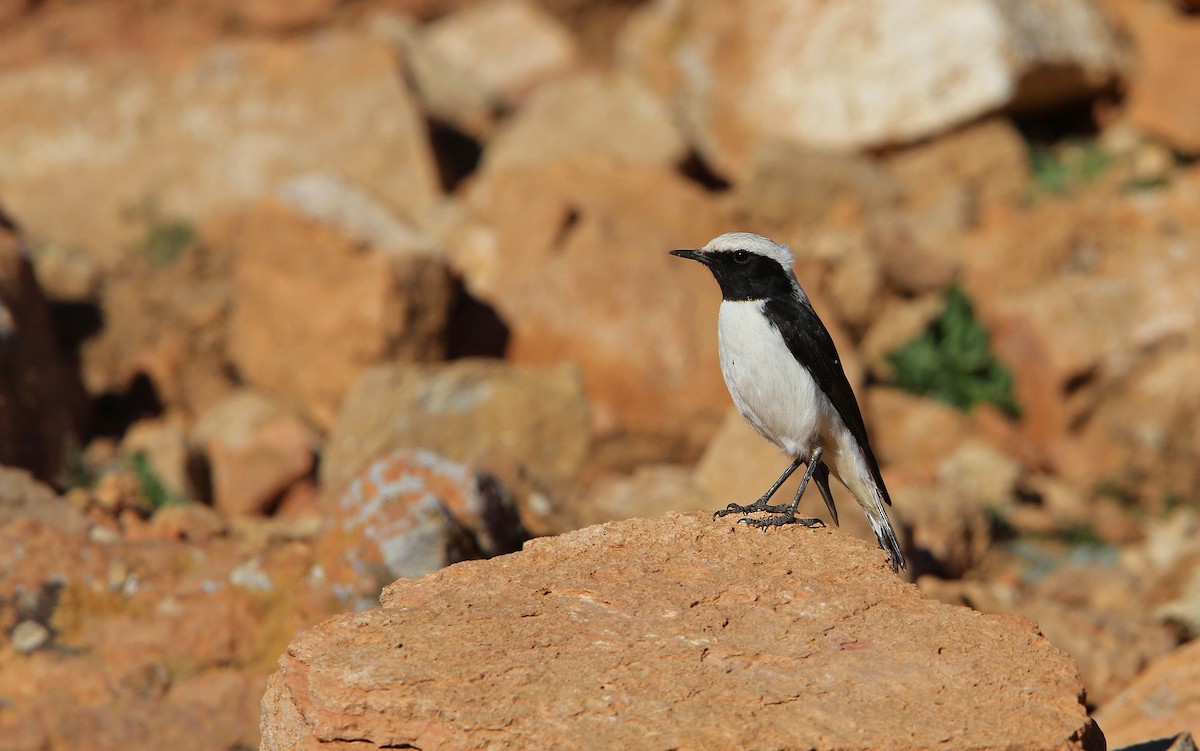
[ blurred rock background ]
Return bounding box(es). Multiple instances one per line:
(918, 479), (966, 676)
(0, 0), (1197, 747)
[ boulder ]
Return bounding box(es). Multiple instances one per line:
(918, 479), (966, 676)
(316, 448), (528, 606)
(121, 415), (192, 500)
(968, 179), (1200, 498)
(212, 0), (339, 31)
(224, 202), (454, 429)
(192, 390), (317, 516)
(262, 513), (1102, 750)
(1096, 639), (1200, 749)
(321, 360), (590, 522)
(422, 0), (579, 108)
(1128, 14), (1200, 154)
(369, 12), (497, 138)
(864, 387), (974, 472)
(0, 36), (439, 261)
(80, 220), (234, 418)
(0, 467), (88, 535)
(482, 71), (687, 174)
(0, 214), (85, 481)
(456, 158), (730, 466)
(620, 0), (1125, 179)
(883, 116), (1031, 223)
(732, 141), (900, 229)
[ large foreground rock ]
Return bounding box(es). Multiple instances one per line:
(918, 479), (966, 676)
(262, 513), (1102, 750)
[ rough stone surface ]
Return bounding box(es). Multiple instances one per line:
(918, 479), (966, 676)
(0, 36), (439, 260)
(1096, 639), (1200, 749)
(921, 559), (1181, 710)
(262, 513), (1100, 751)
(0, 214), (84, 481)
(224, 202), (454, 429)
(622, 0), (1125, 179)
(321, 360), (590, 516)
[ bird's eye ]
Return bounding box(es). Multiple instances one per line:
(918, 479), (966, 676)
(733, 250), (750, 264)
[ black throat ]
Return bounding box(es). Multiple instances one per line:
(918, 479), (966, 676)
(706, 253), (797, 302)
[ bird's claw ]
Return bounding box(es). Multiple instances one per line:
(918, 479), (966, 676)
(735, 514), (825, 530)
(713, 500), (794, 520)
(713, 502), (754, 520)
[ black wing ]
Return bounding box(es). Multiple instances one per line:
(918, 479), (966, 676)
(762, 294), (891, 506)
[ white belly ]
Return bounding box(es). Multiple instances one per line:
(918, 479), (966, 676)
(717, 300), (832, 458)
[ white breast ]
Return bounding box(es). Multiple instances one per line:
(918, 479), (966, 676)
(717, 300), (829, 458)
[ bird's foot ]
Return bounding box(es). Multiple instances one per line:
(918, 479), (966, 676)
(736, 512), (825, 530)
(712, 498), (791, 519)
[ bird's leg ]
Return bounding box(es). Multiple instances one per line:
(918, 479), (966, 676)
(739, 447), (826, 529)
(713, 456), (803, 519)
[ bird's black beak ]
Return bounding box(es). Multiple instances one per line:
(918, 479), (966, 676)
(669, 248), (709, 265)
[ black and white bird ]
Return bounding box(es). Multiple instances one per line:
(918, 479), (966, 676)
(671, 232), (906, 572)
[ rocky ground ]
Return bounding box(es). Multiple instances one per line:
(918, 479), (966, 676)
(0, 0), (1199, 748)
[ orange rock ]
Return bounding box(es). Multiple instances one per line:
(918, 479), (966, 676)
(1128, 15), (1200, 154)
(620, 0), (1123, 178)
(264, 513), (1102, 751)
(0, 36), (439, 264)
(316, 448), (528, 605)
(321, 359), (590, 518)
(225, 202), (454, 429)
(0, 515), (345, 751)
(460, 158), (730, 465)
(149, 503), (227, 542)
(423, 0), (580, 107)
(193, 390), (317, 516)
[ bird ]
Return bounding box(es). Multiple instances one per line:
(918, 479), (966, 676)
(670, 232), (906, 572)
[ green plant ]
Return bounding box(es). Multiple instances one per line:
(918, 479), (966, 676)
(128, 452), (187, 509)
(1028, 138), (1110, 197)
(61, 441), (97, 490)
(887, 286), (1020, 418)
(1093, 478), (1136, 509)
(124, 200), (196, 266)
(1051, 522), (1104, 548)
(142, 217), (196, 267)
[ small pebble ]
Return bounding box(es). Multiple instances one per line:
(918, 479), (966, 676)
(11, 620), (50, 654)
